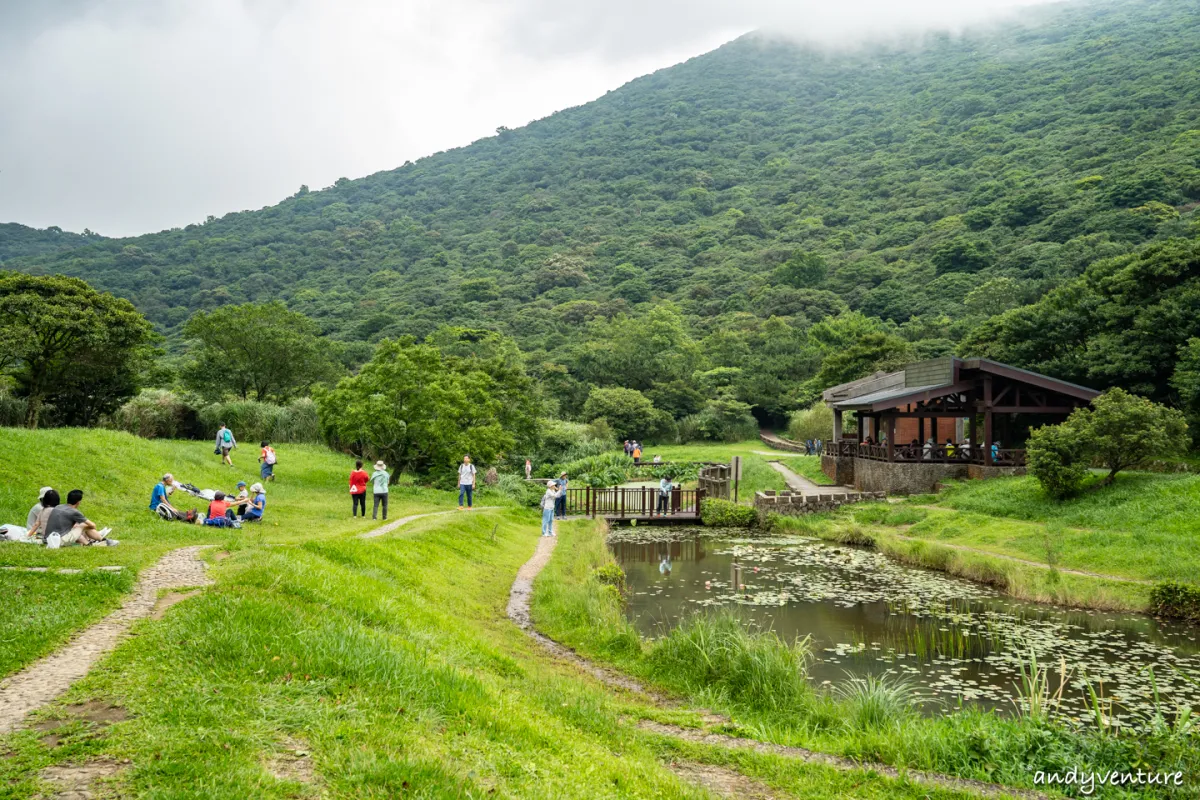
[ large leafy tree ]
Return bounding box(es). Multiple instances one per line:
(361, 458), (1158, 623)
(181, 302), (341, 403)
(0, 272), (156, 427)
(316, 336), (535, 477)
(580, 387), (672, 442)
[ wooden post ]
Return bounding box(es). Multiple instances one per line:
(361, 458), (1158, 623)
(969, 413), (977, 460)
(619, 486), (625, 518)
(855, 412), (863, 442)
(886, 415), (895, 461)
(983, 375), (994, 466)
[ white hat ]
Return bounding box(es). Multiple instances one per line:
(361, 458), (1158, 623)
(546, 480), (557, 488)
(38, 486), (53, 500)
(250, 483), (264, 494)
(374, 460), (387, 471)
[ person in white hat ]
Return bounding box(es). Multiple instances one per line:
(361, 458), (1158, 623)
(371, 460), (390, 520)
(27, 486), (54, 530)
(539, 480), (559, 537)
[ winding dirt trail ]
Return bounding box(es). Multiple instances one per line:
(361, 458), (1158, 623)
(0, 546), (212, 734)
(358, 507), (499, 539)
(507, 534), (1049, 800)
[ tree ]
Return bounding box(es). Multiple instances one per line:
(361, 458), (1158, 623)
(316, 337), (516, 478)
(774, 251), (827, 288)
(1026, 423), (1088, 500)
(810, 331), (913, 392)
(581, 387), (671, 442)
(1065, 388), (1188, 485)
(574, 305), (701, 393)
(0, 272), (156, 427)
(1171, 338), (1200, 445)
(181, 302), (341, 403)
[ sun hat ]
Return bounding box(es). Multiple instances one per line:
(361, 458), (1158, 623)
(237, 481), (247, 487)
(374, 460), (387, 470)
(38, 486), (53, 500)
(250, 483), (264, 494)
(559, 471), (568, 477)
(546, 480), (557, 488)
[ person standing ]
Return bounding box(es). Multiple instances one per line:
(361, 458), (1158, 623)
(457, 456), (477, 510)
(371, 460), (390, 520)
(623, 440), (631, 458)
(656, 475), (672, 516)
(259, 441), (277, 482)
(540, 481), (559, 537)
(555, 472), (569, 519)
(524, 459), (532, 480)
(632, 442), (642, 464)
(215, 423), (236, 466)
(349, 460), (369, 517)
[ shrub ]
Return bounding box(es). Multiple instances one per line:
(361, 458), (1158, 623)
(483, 472), (542, 507)
(832, 673), (918, 730)
(1067, 387), (1189, 484)
(1027, 423), (1088, 499)
(1149, 582), (1200, 623)
(198, 398), (321, 444)
(787, 403), (834, 443)
(581, 387), (673, 443)
(532, 419), (615, 467)
(107, 389), (203, 439)
(593, 564), (626, 595)
(646, 611), (812, 712)
(694, 391), (759, 442)
(700, 498), (758, 527)
(0, 391), (28, 428)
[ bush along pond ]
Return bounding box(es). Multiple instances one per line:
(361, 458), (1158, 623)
(608, 527), (1200, 733)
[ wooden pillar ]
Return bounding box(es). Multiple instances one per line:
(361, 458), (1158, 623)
(969, 413), (977, 459)
(886, 415), (895, 461)
(918, 416), (924, 445)
(833, 409), (843, 442)
(855, 412), (863, 443)
(983, 375), (994, 466)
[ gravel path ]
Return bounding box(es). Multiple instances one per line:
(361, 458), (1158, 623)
(0, 546), (212, 734)
(766, 460), (851, 495)
(358, 508), (499, 539)
(507, 533), (1048, 800)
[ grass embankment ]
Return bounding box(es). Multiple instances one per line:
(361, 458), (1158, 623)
(646, 440), (834, 496)
(769, 470), (1200, 613)
(0, 428), (449, 678)
(534, 526), (1199, 798)
(0, 511), (984, 799)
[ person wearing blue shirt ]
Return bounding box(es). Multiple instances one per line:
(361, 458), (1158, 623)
(243, 483), (267, 522)
(149, 473), (176, 512)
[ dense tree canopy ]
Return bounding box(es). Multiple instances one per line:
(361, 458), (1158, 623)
(6, 0), (1200, 426)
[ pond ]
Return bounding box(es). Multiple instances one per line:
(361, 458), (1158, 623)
(609, 528), (1200, 730)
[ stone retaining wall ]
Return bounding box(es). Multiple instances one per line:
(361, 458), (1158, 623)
(758, 431), (810, 453)
(853, 459), (967, 495)
(754, 489), (886, 517)
(821, 454), (855, 486)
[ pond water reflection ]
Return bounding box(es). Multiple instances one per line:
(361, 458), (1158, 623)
(610, 529), (1200, 729)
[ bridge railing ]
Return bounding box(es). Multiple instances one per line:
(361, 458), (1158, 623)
(564, 486), (705, 518)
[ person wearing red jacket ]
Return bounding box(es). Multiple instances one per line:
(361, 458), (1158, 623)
(349, 460), (369, 517)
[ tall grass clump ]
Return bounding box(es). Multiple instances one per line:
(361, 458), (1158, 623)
(645, 611), (811, 712)
(832, 673), (919, 730)
(107, 388), (204, 439)
(198, 398), (321, 443)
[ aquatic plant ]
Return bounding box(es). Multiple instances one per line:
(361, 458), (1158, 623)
(1012, 650), (1069, 723)
(832, 672), (919, 730)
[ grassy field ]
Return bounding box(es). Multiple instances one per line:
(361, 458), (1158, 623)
(0, 428), (452, 679)
(648, 440), (836, 497)
(533, 525), (1199, 798)
(0, 473), (990, 799)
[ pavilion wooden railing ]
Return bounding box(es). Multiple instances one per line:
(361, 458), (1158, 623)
(824, 441), (1026, 467)
(564, 486), (705, 518)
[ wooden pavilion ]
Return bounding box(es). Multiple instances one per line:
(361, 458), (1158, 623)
(821, 357), (1099, 492)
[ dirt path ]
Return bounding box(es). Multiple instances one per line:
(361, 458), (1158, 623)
(766, 460), (850, 495)
(0, 546), (212, 734)
(506, 535), (1047, 800)
(358, 507), (499, 539)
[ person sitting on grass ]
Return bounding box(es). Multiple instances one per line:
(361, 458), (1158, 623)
(230, 481), (249, 517)
(46, 489), (118, 547)
(27, 488), (60, 543)
(149, 473), (191, 521)
(26, 486), (53, 530)
(204, 492), (236, 527)
(242, 483), (266, 522)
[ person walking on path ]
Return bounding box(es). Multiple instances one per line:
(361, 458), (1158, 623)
(632, 442), (642, 464)
(554, 472), (569, 519)
(215, 424), (236, 466)
(524, 459), (532, 480)
(458, 456), (477, 510)
(349, 460), (369, 517)
(623, 440), (632, 458)
(371, 460), (390, 520)
(259, 441), (277, 482)
(540, 481), (559, 537)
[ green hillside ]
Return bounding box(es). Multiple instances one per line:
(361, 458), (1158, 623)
(0, 223), (103, 264)
(8, 0), (1200, 419)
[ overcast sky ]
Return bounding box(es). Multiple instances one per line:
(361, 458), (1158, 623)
(0, 0), (1054, 238)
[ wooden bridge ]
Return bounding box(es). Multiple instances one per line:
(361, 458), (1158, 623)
(563, 486), (706, 524)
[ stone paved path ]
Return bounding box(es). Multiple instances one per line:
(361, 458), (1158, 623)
(766, 460), (852, 495)
(0, 546), (212, 734)
(358, 507), (499, 539)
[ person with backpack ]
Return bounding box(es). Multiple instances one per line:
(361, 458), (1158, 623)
(349, 460), (369, 517)
(371, 460), (390, 521)
(457, 455), (477, 510)
(215, 424), (236, 466)
(259, 441), (277, 482)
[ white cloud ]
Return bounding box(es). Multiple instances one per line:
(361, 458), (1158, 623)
(0, 0), (1054, 237)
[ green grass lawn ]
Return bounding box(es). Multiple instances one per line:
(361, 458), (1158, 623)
(0, 428), (453, 678)
(900, 473), (1200, 585)
(648, 440), (835, 498)
(0, 505), (986, 799)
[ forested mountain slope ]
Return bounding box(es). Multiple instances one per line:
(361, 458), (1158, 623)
(0, 223), (103, 263)
(8, 0), (1200, 420)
